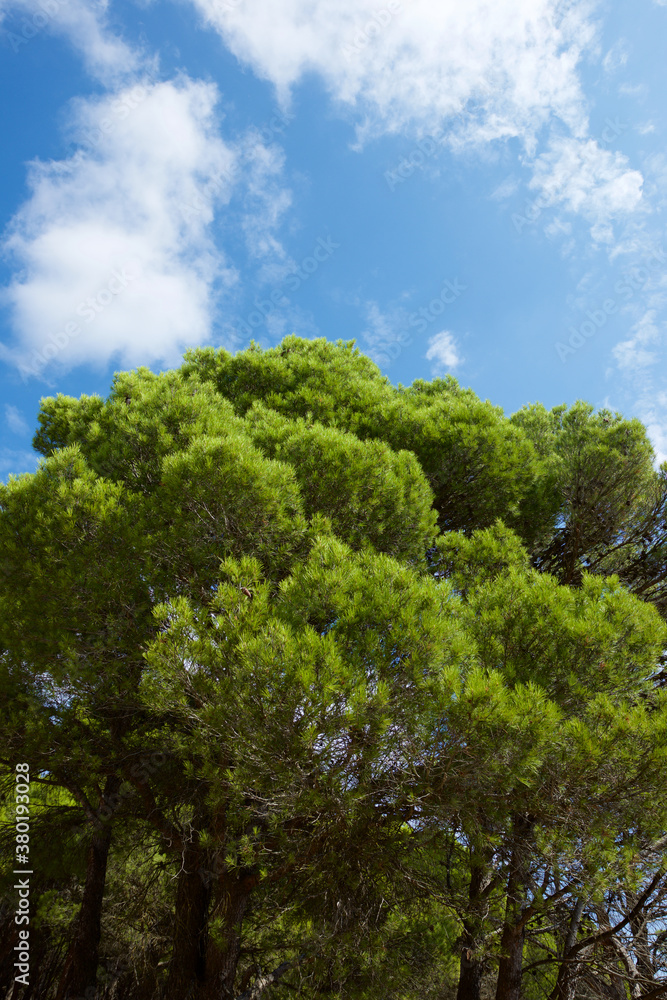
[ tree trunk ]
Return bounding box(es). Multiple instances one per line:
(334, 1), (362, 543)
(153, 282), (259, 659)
(456, 850), (492, 1000)
(457, 943), (484, 1000)
(205, 874), (255, 1000)
(55, 775), (121, 1000)
(495, 922), (525, 1000)
(166, 844), (211, 1000)
(494, 816), (531, 1000)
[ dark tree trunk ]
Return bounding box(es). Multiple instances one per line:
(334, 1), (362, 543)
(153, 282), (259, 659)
(55, 775), (121, 1000)
(205, 873), (255, 1000)
(457, 943), (484, 1000)
(495, 922), (525, 1000)
(456, 850), (491, 1000)
(494, 816), (531, 1000)
(166, 845), (211, 1000)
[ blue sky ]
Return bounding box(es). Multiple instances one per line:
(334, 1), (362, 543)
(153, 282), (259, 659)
(1, 0), (667, 477)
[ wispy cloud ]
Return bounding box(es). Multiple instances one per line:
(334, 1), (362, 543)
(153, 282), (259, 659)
(618, 82), (647, 99)
(0, 447), (39, 479)
(608, 308), (667, 466)
(0, 0), (143, 84)
(4, 404), (29, 435)
(491, 176), (520, 201)
(528, 136), (644, 239)
(612, 310), (661, 372)
(188, 0), (593, 148)
(602, 42), (628, 75)
(359, 299), (413, 368)
(238, 134), (294, 278)
(425, 330), (463, 374)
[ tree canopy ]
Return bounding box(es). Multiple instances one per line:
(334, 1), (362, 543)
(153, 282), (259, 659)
(2, 336), (667, 1000)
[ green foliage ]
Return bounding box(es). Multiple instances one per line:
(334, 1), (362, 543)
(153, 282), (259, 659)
(181, 336), (394, 431)
(511, 401), (660, 582)
(243, 403), (438, 563)
(364, 379), (538, 533)
(183, 338), (540, 534)
(33, 368), (243, 492)
(140, 536), (474, 899)
(2, 337), (667, 1000)
(433, 520), (529, 592)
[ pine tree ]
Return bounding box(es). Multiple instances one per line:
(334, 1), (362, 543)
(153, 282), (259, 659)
(1, 337), (666, 1000)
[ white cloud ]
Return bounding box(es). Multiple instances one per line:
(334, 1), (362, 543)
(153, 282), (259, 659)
(602, 42), (628, 75)
(491, 175), (520, 201)
(362, 300), (402, 345)
(648, 425), (667, 466)
(188, 1), (648, 238)
(529, 136), (644, 236)
(612, 310), (661, 372)
(618, 82), (647, 98)
(0, 78), (242, 378)
(544, 217), (573, 240)
(626, 394), (667, 468)
(641, 153), (667, 212)
(0, 0), (142, 84)
(188, 0), (593, 148)
(238, 133), (294, 278)
(425, 330), (463, 374)
(359, 300), (412, 368)
(0, 447), (39, 479)
(4, 404), (29, 435)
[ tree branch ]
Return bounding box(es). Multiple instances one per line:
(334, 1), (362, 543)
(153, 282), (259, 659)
(234, 954), (309, 1000)
(570, 869), (666, 958)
